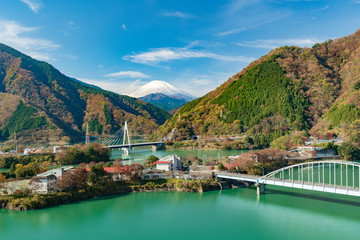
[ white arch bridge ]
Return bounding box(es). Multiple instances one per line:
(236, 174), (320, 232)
(216, 160), (360, 197)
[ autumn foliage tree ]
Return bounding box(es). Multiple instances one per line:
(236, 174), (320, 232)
(0, 174), (6, 188)
(57, 167), (88, 191)
(226, 149), (294, 175)
(143, 155), (159, 168)
(88, 164), (107, 184)
(121, 164), (143, 180)
(55, 143), (111, 165)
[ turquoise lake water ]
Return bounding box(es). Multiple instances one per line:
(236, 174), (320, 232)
(1, 186), (360, 240)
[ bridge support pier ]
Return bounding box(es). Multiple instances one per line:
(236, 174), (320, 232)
(151, 145), (158, 152)
(122, 147), (131, 155)
(256, 183), (265, 195)
(151, 143), (164, 152)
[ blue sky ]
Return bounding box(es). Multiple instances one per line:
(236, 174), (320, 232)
(1, 0), (360, 97)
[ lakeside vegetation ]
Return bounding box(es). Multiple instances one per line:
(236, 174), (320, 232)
(0, 143), (221, 211)
(0, 143), (111, 179)
(1, 138), (360, 211)
(0, 178), (220, 211)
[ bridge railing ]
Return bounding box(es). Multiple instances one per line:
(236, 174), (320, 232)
(260, 160), (360, 192)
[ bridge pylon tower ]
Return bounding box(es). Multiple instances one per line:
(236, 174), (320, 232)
(122, 121), (131, 149)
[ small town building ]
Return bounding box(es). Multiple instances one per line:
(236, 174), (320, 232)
(141, 170), (164, 180)
(53, 146), (62, 153)
(0, 179), (31, 195)
(23, 148), (36, 155)
(297, 146), (320, 158)
(305, 138), (344, 146)
(296, 146), (337, 158)
(316, 139), (344, 145)
(297, 146), (322, 151)
(30, 166), (74, 194)
(154, 155), (182, 171)
(85, 166), (133, 181)
(30, 175), (57, 194)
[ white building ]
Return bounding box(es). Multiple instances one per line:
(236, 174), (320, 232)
(30, 166), (74, 194)
(23, 148), (36, 155)
(155, 155), (182, 171)
(297, 146), (322, 151)
(297, 146), (323, 158)
(30, 174), (57, 194)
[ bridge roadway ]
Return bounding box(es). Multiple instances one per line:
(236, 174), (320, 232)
(216, 171), (360, 197)
(107, 141), (164, 149)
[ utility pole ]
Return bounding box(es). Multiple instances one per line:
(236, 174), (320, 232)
(85, 123), (90, 145)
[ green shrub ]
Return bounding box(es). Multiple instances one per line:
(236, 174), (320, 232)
(338, 142), (360, 160)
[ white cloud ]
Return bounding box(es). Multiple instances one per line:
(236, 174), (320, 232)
(20, 0), (43, 13)
(122, 24), (127, 30)
(162, 11), (190, 18)
(311, 5), (329, 12)
(68, 21), (80, 30)
(352, 0), (360, 3)
(219, 27), (246, 36)
(76, 77), (145, 95)
(123, 47), (255, 65)
(234, 38), (322, 49)
(26, 52), (50, 61)
(104, 71), (150, 79)
(0, 20), (60, 61)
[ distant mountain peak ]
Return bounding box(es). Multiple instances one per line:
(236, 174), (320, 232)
(128, 80), (193, 101)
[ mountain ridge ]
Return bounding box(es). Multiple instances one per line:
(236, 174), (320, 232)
(0, 43), (171, 143)
(139, 93), (188, 112)
(154, 29), (360, 147)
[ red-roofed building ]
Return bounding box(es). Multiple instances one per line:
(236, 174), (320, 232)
(85, 166), (131, 173)
(154, 161), (170, 164)
(85, 166), (133, 181)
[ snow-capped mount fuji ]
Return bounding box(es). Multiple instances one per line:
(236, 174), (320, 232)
(128, 80), (194, 112)
(129, 80), (193, 100)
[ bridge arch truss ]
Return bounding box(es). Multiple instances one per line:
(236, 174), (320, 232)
(260, 160), (360, 197)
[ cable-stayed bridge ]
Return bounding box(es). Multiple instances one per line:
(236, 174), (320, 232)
(217, 160), (360, 197)
(99, 121), (164, 154)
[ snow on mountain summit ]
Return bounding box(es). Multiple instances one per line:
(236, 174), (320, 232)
(128, 80), (193, 100)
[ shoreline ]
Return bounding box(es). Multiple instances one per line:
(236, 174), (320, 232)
(0, 178), (222, 211)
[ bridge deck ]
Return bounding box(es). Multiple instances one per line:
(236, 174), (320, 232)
(216, 173), (258, 182)
(108, 142), (164, 149)
(261, 179), (360, 197)
(216, 172), (360, 197)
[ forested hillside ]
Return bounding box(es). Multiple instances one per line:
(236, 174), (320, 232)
(139, 93), (188, 112)
(0, 44), (170, 143)
(155, 29), (360, 147)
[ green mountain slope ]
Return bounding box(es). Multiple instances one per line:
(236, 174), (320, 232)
(155, 29), (360, 146)
(139, 93), (188, 112)
(0, 43), (170, 143)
